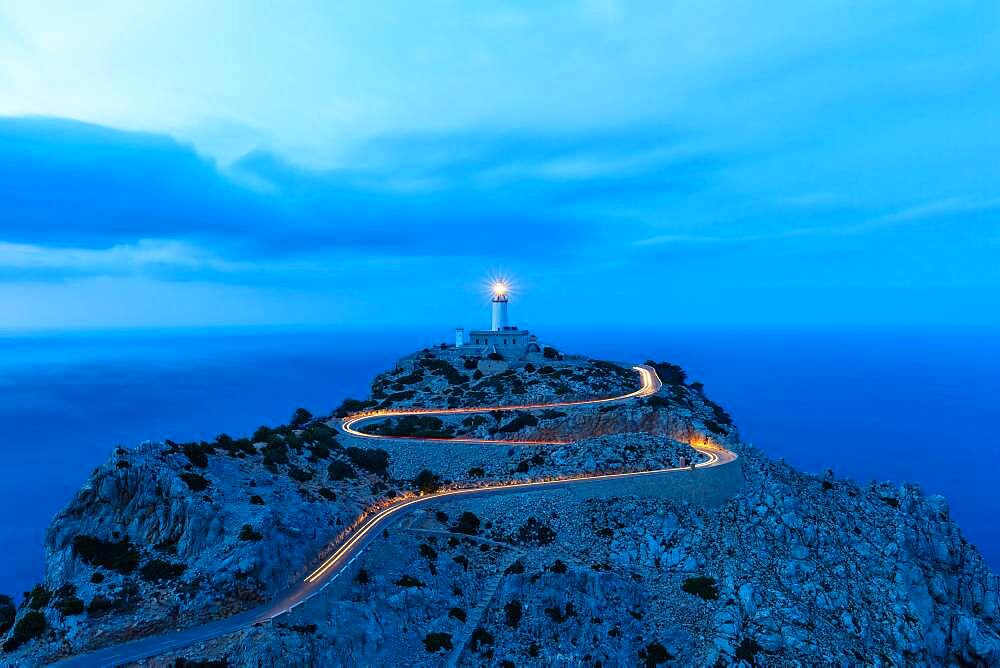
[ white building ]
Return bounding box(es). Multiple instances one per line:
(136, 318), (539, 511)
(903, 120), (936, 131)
(455, 283), (542, 361)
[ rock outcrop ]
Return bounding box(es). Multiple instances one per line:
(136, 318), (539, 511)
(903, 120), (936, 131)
(1, 349), (996, 666)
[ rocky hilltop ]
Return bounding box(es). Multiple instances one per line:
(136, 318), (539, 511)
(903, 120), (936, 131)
(1, 346), (998, 667)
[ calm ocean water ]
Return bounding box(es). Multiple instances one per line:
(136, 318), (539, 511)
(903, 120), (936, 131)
(0, 327), (996, 597)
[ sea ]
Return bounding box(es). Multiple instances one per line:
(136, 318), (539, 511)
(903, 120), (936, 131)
(0, 327), (996, 598)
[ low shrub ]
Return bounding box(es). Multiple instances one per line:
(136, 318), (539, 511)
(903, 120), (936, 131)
(497, 412), (538, 434)
(238, 524), (263, 541)
(516, 517), (556, 545)
(422, 632), (453, 652)
(290, 407), (313, 427)
(318, 487), (337, 501)
(394, 574), (424, 588)
(345, 447), (390, 477)
(2, 610), (46, 651)
(505, 600), (522, 628)
(735, 637), (763, 663)
(470, 627), (494, 651)
(182, 442), (209, 468)
(542, 346), (559, 359)
(180, 472), (211, 492)
(26, 584), (51, 610)
(549, 559), (568, 574)
(288, 466), (313, 483)
(249, 494), (265, 505)
(0, 594), (15, 635)
(413, 469), (441, 494)
(55, 596), (85, 616)
(327, 459), (356, 480)
(450, 511), (480, 535)
(641, 642), (675, 666)
(86, 595), (114, 617)
(448, 607), (467, 622)
(72, 535), (139, 574)
(334, 398), (377, 418)
(467, 466), (485, 477)
(140, 559), (187, 582)
(681, 576), (719, 600)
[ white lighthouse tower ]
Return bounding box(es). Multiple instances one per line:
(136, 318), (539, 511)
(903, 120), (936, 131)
(491, 285), (509, 331)
(455, 278), (543, 362)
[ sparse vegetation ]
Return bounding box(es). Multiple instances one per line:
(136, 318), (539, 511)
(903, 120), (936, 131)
(180, 472), (211, 492)
(470, 626), (495, 651)
(328, 459), (357, 480)
(450, 511), (481, 535)
(140, 559), (187, 582)
(497, 412), (538, 434)
(542, 346), (559, 359)
(681, 575), (719, 600)
(26, 584), (51, 610)
(646, 360), (687, 385)
(318, 487), (337, 501)
(394, 574), (424, 588)
(2, 610), (46, 651)
(467, 466), (485, 477)
(72, 535), (140, 574)
(448, 607), (467, 622)
(735, 637), (763, 663)
(516, 517), (556, 545)
(249, 494), (265, 505)
(86, 595), (115, 617)
(290, 407), (313, 427)
(345, 447), (390, 477)
(413, 469), (441, 494)
(641, 642), (674, 666)
(182, 442), (209, 468)
(335, 398), (377, 418)
(238, 524), (263, 541)
(505, 600), (522, 627)
(55, 596), (85, 616)
(423, 632), (453, 652)
(0, 594), (16, 635)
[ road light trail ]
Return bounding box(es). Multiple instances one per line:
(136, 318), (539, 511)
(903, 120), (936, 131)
(51, 363), (736, 668)
(340, 364), (661, 444)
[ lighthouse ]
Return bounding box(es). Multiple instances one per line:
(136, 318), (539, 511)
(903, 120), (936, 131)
(491, 282), (509, 331)
(455, 278), (543, 362)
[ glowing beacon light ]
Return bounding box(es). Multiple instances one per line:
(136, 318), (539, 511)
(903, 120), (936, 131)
(491, 281), (509, 331)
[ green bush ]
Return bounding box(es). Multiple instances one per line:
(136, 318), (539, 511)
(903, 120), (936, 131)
(345, 447), (390, 477)
(646, 360), (687, 385)
(288, 466), (313, 483)
(238, 524), (263, 541)
(55, 596), (85, 616)
(249, 494), (265, 505)
(641, 642), (674, 666)
(542, 346), (559, 359)
(448, 607), (466, 622)
(735, 637), (762, 663)
(450, 511), (480, 535)
(140, 559), (187, 582)
(470, 627), (494, 651)
(334, 398), (377, 418)
(0, 594), (15, 635)
(174, 660), (230, 668)
(182, 442), (209, 468)
(26, 584), (51, 610)
(327, 459), (356, 481)
(517, 517), (556, 545)
(290, 407), (313, 427)
(394, 574), (424, 588)
(318, 487), (337, 501)
(681, 576), (719, 600)
(2, 610), (46, 651)
(467, 466), (485, 477)
(505, 600), (522, 627)
(413, 469), (441, 494)
(497, 412), (538, 434)
(422, 632), (453, 652)
(261, 441), (289, 467)
(72, 535), (139, 574)
(86, 595), (114, 617)
(180, 472), (211, 492)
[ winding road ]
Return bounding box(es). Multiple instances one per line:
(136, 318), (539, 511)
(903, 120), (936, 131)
(52, 363), (736, 667)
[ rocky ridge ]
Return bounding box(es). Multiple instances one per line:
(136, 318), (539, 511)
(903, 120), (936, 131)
(0, 348), (996, 667)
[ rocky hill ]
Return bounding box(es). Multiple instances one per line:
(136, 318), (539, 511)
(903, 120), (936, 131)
(1, 347), (997, 666)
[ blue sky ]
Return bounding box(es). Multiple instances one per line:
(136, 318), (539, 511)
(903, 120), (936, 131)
(0, 1), (997, 330)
